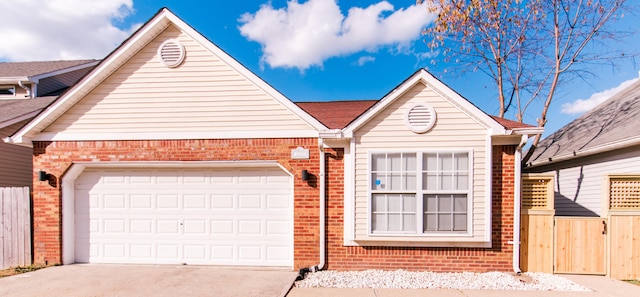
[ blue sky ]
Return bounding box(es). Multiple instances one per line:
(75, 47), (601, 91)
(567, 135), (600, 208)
(0, 0), (638, 136)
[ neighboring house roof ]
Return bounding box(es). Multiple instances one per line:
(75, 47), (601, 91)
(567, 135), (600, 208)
(295, 100), (378, 129)
(0, 97), (57, 129)
(0, 60), (98, 79)
(526, 78), (640, 168)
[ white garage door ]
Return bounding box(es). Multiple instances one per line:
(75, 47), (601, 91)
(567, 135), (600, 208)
(74, 167), (293, 266)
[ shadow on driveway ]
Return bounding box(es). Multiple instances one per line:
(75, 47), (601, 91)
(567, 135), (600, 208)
(0, 264), (297, 297)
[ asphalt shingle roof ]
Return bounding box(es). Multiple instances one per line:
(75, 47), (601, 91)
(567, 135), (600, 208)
(526, 79), (640, 167)
(295, 100), (378, 129)
(0, 97), (57, 125)
(0, 60), (98, 78)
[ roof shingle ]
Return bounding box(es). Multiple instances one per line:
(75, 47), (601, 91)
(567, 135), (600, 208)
(527, 79), (640, 167)
(0, 60), (98, 78)
(296, 100), (378, 129)
(0, 97), (57, 126)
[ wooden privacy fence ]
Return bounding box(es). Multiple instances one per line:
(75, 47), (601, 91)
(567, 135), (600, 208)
(521, 174), (640, 280)
(0, 187), (31, 269)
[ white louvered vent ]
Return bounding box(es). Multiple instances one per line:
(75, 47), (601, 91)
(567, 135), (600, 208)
(405, 103), (436, 133)
(157, 39), (185, 68)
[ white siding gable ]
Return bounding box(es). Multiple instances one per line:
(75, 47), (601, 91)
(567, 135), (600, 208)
(352, 82), (491, 246)
(41, 24), (316, 138)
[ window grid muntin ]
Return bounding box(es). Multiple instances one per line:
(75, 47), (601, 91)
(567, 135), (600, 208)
(371, 153), (417, 233)
(369, 150), (471, 235)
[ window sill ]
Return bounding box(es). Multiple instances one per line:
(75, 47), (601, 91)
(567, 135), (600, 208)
(354, 234), (490, 248)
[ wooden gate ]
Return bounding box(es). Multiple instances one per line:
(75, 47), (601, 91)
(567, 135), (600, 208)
(1, 187), (32, 269)
(554, 217), (606, 275)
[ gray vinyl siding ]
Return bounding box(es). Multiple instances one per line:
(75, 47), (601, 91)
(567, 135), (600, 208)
(0, 120), (33, 187)
(525, 145), (640, 216)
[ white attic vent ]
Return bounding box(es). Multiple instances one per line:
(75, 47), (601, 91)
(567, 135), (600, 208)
(158, 39), (185, 68)
(405, 103), (436, 133)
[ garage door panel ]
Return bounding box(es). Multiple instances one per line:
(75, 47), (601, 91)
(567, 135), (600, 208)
(74, 167), (293, 266)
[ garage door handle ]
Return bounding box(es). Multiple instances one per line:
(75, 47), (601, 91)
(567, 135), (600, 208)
(602, 220), (606, 235)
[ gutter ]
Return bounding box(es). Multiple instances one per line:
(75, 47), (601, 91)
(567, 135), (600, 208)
(17, 81), (32, 98)
(511, 134), (528, 274)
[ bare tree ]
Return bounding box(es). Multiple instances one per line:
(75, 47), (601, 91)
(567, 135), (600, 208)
(420, 0), (631, 163)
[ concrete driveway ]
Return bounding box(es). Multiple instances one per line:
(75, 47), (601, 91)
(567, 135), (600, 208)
(0, 264), (298, 297)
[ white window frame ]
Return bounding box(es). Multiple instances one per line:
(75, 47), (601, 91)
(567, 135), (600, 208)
(0, 85), (16, 98)
(367, 149), (473, 237)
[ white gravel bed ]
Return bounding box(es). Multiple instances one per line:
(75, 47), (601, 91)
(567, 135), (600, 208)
(295, 270), (590, 291)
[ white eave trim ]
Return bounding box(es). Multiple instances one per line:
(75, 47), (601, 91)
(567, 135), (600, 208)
(527, 136), (640, 168)
(31, 130), (320, 141)
(343, 69), (507, 135)
(510, 127), (544, 135)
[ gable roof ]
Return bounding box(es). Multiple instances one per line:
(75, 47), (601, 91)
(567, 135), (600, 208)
(0, 97), (57, 129)
(0, 60), (98, 80)
(342, 69), (542, 136)
(7, 8), (327, 146)
(296, 100), (377, 129)
(296, 99), (535, 132)
(526, 79), (640, 168)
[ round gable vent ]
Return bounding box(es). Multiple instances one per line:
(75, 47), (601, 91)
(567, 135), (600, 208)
(157, 39), (185, 68)
(405, 103), (436, 133)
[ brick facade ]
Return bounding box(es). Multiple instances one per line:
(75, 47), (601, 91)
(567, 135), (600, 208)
(322, 145), (516, 272)
(33, 140), (516, 272)
(32, 139), (321, 267)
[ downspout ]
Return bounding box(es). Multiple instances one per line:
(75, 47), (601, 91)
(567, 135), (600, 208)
(315, 139), (326, 272)
(296, 139), (326, 280)
(512, 134), (528, 274)
(18, 81), (32, 98)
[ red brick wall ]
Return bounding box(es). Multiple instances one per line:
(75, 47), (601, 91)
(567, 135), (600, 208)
(323, 145), (516, 272)
(32, 139), (321, 267)
(33, 140), (516, 272)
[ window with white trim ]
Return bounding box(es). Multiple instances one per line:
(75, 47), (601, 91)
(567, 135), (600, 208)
(0, 85), (15, 97)
(370, 151), (471, 234)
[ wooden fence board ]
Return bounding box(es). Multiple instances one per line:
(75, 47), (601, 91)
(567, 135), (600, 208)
(520, 212), (554, 273)
(609, 215), (640, 280)
(0, 187), (31, 269)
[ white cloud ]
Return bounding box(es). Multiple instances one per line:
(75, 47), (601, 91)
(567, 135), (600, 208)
(355, 56), (376, 66)
(561, 77), (640, 114)
(0, 0), (139, 61)
(239, 0), (435, 70)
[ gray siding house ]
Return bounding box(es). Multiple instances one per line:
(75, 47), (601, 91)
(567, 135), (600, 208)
(0, 60), (98, 187)
(524, 79), (640, 216)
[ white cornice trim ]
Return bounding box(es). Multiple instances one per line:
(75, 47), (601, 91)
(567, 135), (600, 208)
(32, 130), (319, 141)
